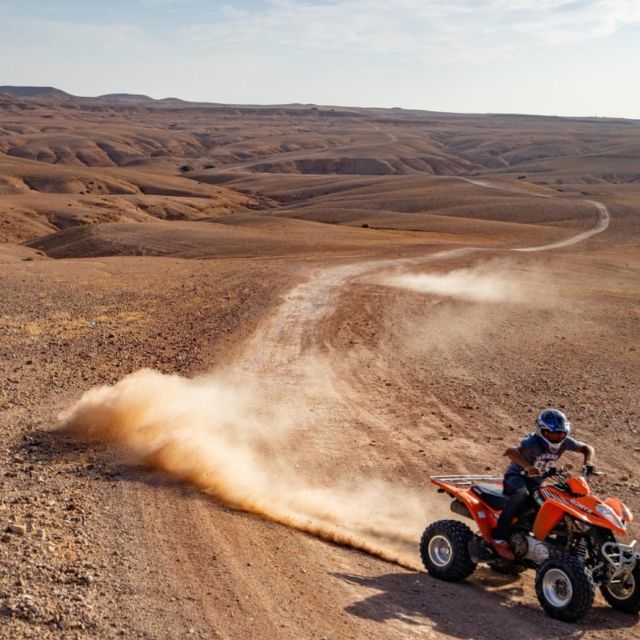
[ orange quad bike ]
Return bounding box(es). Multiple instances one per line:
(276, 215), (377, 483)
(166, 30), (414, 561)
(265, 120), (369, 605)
(420, 466), (639, 622)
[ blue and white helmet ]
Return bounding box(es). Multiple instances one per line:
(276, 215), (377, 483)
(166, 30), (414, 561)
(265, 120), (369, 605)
(536, 408), (571, 451)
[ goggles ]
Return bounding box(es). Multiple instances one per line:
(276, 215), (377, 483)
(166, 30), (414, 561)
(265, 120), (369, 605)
(541, 428), (567, 444)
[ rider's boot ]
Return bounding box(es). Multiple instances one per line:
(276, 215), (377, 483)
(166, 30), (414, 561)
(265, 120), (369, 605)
(492, 539), (515, 561)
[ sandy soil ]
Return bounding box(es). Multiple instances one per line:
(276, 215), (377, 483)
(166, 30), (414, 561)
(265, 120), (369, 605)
(1, 95), (639, 639)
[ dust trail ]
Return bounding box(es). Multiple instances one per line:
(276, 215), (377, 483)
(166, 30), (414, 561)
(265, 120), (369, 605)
(382, 266), (526, 303)
(60, 259), (453, 571)
(60, 369), (430, 570)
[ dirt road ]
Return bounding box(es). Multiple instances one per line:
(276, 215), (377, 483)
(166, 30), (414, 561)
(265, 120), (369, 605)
(1, 161), (639, 640)
(48, 183), (637, 639)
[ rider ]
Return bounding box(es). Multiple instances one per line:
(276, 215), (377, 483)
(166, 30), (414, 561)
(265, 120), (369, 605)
(492, 408), (595, 560)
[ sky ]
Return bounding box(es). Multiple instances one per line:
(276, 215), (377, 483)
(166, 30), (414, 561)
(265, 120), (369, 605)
(1, 0), (639, 118)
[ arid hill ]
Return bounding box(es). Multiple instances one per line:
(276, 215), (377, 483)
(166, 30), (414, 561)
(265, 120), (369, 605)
(1, 87), (638, 255)
(0, 86), (73, 100)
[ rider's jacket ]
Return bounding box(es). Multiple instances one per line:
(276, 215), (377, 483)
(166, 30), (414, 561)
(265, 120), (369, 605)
(504, 432), (584, 478)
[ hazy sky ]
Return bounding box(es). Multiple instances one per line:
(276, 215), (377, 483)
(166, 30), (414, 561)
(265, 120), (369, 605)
(1, 0), (639, 118)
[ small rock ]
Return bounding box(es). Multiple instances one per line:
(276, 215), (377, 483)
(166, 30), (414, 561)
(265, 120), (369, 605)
(7, 524), (26, 536)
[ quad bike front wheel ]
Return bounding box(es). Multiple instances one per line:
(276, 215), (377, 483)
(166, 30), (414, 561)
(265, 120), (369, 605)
(420, 520), (476, 582)
(601, 562), (640, 614)
(535, 554), (595, 622)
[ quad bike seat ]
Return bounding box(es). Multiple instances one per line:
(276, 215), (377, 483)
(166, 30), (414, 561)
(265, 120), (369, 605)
(471, 483), (510, 510)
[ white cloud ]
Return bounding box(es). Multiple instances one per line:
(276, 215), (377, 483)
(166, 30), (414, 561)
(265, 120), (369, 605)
(503, 0), (640, 45)
(44, 20), (145, 47)
(0, 14), (151, 54)
(176, 0), (640, 61)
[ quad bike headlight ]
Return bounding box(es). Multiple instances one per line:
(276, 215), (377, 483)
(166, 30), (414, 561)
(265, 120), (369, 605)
(596, 504), (625, 531)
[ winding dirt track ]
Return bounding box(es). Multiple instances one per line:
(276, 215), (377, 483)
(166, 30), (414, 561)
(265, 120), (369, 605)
(458, 177), (611, 252)
(88, 181), (638, 640)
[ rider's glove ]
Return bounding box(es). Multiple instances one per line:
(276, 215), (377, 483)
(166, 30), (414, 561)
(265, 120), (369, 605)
(583, 464), (595, 477)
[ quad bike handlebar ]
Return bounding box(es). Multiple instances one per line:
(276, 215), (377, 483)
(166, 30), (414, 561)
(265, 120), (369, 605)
(583, 464), (604, 477)
(519, 464), (603, 481)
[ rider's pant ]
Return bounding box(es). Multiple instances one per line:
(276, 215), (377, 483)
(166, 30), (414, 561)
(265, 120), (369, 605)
(493, 474), (540, 540)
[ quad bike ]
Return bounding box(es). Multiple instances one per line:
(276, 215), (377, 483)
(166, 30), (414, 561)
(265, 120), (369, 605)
(420, 466), (639, 622)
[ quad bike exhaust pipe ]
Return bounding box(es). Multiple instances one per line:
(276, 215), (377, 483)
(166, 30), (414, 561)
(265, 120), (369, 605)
(450, 499), (472, 519)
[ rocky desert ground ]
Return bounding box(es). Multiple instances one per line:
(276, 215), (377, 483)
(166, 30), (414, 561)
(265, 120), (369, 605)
(0, 88), (639, 639)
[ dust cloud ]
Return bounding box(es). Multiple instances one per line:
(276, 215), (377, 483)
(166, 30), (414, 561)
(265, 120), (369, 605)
(377, 260), (561, 374)
(60, 368), (439, 571)
(382, 265), (526, 303)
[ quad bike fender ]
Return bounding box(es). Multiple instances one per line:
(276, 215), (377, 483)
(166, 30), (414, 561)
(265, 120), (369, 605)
(431, 479), (497, 541)
(532, 500), (566, 540)
(534, 494), (628, 539)
(605, 496), (634, 524)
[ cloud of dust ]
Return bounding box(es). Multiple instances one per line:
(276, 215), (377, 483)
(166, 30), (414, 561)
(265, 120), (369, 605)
(60, 368), (444, 570)
(382, 265), (526, 303)
(377, 259), (561, 368)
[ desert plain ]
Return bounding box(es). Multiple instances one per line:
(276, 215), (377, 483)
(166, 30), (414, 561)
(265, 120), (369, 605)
(0, 88), (639, 639)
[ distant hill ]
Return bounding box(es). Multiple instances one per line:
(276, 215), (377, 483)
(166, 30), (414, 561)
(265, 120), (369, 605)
(97, 93), (155, 104)
(1, 86), (195, 106)
(158, 97), (189, 105)
(0, 86), (72, 99)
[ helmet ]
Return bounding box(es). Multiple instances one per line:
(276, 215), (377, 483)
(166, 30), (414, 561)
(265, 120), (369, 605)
(535, 408), (571, 451)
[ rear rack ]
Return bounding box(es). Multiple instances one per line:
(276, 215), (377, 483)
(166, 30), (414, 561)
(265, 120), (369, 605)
(430, 475), (503, 486)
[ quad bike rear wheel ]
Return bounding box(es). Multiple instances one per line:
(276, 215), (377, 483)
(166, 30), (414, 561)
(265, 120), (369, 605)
(535, 554), (595, 622)
(420, 520), (476, 582)
(601, 562), (640, 614)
